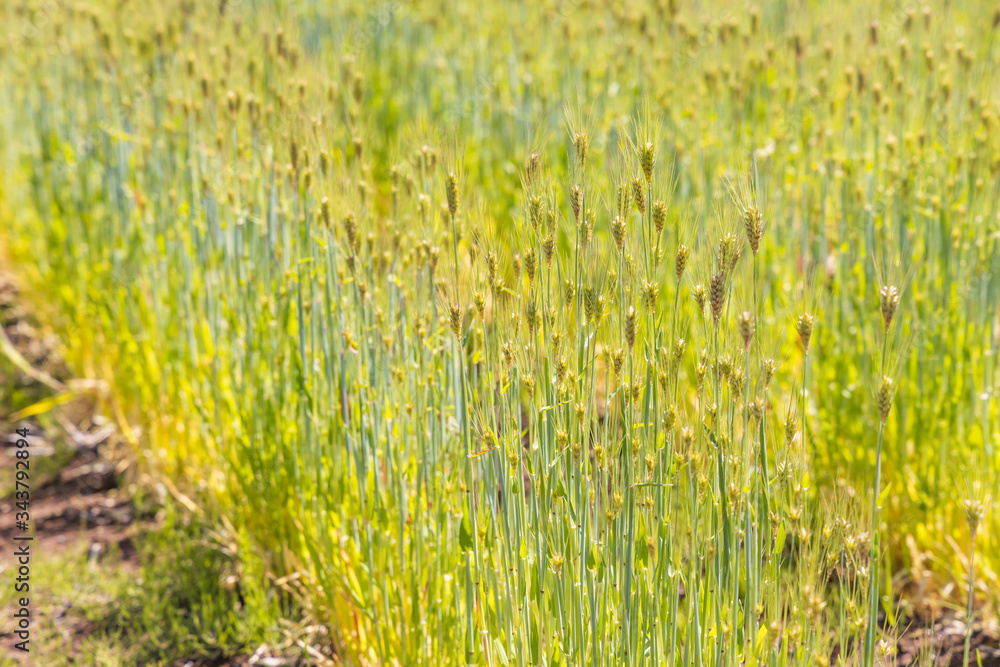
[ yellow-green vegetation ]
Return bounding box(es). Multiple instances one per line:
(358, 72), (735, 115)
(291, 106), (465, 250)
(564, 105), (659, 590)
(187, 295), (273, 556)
(1, 0), (998, 665)
(0, 506), (288, 666)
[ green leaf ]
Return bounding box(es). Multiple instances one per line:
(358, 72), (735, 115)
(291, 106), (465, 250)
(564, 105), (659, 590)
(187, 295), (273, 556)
(523, 451), (535, 475)
(636, 520), (650, 567)
(529, 614), (540, 664)
(6, 390), (75, 421)
(876, 482), (892, 509)
(755, 625), (769, 655)
(585, 544), (601, 571)
(493, 640), (509, 667)
(774, 522), (786, 556)
(519, 539), (529, 560)
(411, 580), (422, 627)
(882, 562), (896, 626)
(459, 514), (475, 552)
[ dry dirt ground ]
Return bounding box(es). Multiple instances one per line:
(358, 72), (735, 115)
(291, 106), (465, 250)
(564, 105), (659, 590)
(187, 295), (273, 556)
(0, 273), (290, 665)
(0, 272), (138, 660)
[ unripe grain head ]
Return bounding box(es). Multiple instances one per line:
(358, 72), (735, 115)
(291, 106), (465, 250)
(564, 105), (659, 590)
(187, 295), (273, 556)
(796, 313), (814, 353)
(739, 311), (754, 349)
(693, 284), (707, 315)
(449, 303), (462, 339)
(643, 280), (659, 313)
(675, 244), (689, 281)
(710, 272), (726, 325)
(571, 185), (583, 222)
(879, 284), (899, 331)
(625, 306), (638, 349)
(574, 132), (590, 166)
(446, 172), (459, 218)
(640, 141), (655, 183)
(652, 200), (667, 235)
(876, 375), (894, 423)
(612, 216), (626, 253)
(632, 177), (646, 214)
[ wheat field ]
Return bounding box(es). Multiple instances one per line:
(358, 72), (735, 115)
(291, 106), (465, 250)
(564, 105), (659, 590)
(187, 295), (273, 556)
(0, 0), (998, 665)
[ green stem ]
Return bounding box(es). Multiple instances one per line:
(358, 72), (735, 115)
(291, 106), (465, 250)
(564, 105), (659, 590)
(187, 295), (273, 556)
(963, 526), (978, 667)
